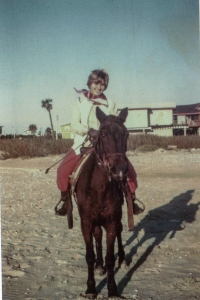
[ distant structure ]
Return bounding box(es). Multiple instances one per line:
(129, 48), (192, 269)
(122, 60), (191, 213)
(119, 102), (176, 136)
(119, 102), (200, 136)
(22, 130), (39, 136)
(59, 102), (200, 139)
(173, 103), (200, 135)
(60, 123), (74, 139)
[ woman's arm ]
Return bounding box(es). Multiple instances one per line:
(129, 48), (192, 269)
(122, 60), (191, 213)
(108, 99), (118, 116)
(71, 102), (88, 136)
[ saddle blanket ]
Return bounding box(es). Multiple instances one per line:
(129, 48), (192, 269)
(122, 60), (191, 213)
(70, 148), (94, 199)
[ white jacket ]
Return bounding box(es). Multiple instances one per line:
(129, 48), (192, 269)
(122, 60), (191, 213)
(71, 94), (118, 154)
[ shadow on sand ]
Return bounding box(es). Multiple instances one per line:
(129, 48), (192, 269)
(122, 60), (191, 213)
(96, 189), (200, 296)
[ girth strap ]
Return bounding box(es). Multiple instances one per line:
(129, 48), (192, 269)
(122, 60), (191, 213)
(125, 189), (134, 231)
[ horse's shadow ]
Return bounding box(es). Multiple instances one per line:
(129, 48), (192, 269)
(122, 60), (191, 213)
(96, 189), (200, 295)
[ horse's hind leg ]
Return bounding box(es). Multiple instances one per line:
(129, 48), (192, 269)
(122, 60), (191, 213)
(93, 226), (105, 275)
(82, 224), (97, 298)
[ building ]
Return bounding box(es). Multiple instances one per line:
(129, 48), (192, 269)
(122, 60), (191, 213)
(59, 102), (200, 138)
(173, 103), (200, 135)
(60, 123), (74, 139)
(22, 130), (39, 136)
(119, 102), (176, 136)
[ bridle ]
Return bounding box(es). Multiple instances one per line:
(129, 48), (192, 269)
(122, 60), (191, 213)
(95, 141), (128, 182)
(105, 152), (126, 158)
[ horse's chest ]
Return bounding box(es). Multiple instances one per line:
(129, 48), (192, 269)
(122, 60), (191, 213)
(77, 155), (123, 223)
(81, 187), (122, 223)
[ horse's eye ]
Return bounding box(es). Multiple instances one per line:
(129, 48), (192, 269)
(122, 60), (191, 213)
(101, 133), (106, 138)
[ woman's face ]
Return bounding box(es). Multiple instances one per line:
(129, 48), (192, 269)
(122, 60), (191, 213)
(89, 79), (106, 96)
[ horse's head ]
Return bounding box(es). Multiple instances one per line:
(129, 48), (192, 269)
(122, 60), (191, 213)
(95, 107), (129, 181)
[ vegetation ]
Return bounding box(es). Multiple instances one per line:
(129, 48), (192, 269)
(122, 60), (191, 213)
(0, 137), (73, 159)
(28, 124), (37, 135)
(45, 127), (53, 138)
(127, 134), (200, 151)
(41, 99), (55, 140)
(0, 134), (200, 160)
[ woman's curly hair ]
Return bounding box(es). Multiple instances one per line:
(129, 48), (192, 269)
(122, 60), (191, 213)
(87, 69), (109, 90)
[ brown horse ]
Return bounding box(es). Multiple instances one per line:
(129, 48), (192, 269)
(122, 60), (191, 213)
(75, 107), (129, 298)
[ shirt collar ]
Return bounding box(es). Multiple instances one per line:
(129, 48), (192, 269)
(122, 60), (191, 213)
(74, 88), (108, 106)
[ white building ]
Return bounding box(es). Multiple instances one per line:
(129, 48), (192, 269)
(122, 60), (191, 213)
(22, 130), (39, 136)
(119, 102), (176, 137)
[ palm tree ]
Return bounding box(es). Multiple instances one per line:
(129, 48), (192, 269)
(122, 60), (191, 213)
(45, 127), (52, 138)
(41, 99), (55, 140)
(29, 124), (37, 135)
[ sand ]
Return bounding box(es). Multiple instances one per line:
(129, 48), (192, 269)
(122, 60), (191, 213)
(1, 149), (200, 299)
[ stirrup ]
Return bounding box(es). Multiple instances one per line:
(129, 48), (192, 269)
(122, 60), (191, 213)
(133, 197), (145, 215)
(54, 195), (73, 229)
(54, 199), (67, 216)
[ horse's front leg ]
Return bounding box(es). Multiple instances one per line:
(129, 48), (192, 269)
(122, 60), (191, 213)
(93, 226), (105, 275)
(105, 225), (119, 297)
(117, 222), (127, 268)
(81, 223), (97, 298)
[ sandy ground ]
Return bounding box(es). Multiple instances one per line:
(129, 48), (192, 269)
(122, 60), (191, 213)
(1, 149), (200, 300)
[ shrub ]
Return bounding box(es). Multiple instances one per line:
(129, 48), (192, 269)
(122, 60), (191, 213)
(127, 134), (200, 151)
(1, 134), (200, 159)
(136, 144), (160, 152)
(0, 137), (73, 159)
(127, 134), (168, 150)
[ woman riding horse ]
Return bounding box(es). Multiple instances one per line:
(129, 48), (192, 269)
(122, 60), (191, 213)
(56, 69), (142, 216)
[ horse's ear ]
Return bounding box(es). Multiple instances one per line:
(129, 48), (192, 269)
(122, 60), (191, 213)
(118, 107), (128, 123)
(96, 107), (107, 123)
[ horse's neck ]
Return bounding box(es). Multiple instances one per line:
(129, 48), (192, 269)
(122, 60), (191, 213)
(94, 142), (103, 161)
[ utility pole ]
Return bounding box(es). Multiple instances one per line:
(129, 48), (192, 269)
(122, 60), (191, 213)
(56, 115), (59, 140)
(12, 124), (15, 138)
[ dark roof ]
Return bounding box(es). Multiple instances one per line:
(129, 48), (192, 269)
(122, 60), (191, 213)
(174, 103), (200, 115)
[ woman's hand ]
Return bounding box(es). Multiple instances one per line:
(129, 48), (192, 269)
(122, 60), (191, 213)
(88, 128), (99, 146)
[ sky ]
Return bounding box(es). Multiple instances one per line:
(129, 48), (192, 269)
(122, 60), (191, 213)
(0, 0), (199, 135)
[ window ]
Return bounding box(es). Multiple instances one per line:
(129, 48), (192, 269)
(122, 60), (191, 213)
(173, 115), (177, 124)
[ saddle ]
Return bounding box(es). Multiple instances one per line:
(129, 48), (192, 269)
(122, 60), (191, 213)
(69, 129), (99, 197)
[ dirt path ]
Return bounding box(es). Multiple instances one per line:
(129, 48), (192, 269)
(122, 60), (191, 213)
(1, 150), (200, 299)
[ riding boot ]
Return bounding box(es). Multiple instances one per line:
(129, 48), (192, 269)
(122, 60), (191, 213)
(55, 190), (69, 216)
(132, 192), (144, 215)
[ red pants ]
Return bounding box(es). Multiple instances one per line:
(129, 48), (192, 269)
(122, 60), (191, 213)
(57, 149), (138, 193)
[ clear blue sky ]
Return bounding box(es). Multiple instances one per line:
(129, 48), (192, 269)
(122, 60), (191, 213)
(0, 0), (199, 134)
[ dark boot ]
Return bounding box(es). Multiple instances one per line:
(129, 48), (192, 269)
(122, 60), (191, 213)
(132, 193), (144, 215)
(55, 190), (70, 216)
(55, 189), (73, 229)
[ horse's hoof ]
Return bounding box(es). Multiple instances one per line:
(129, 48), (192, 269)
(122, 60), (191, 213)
(85, 293), (97, 299)
(108, 293), (120, 298)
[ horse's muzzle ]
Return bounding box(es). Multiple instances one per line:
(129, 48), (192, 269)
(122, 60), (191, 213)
(105, 154), (128, 182)
(110, 169), (128, 181)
